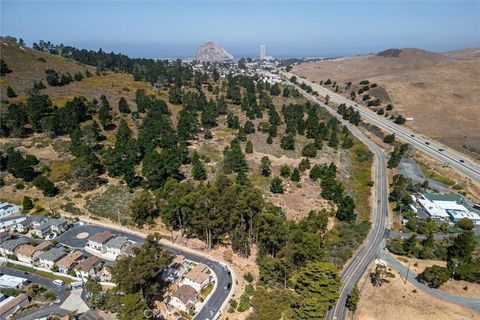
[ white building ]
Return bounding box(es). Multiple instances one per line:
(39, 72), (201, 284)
(417, 193), (480, 225)
(0, 275), (28, 289)
(181, 263), (212, 292)
(0, 203), (21, 218)
(260, 44), (266, 60)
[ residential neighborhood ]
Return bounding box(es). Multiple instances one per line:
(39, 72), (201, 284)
(0, 202), (219, 319)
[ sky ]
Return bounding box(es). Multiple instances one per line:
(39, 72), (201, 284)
(1, 0), (479, 59)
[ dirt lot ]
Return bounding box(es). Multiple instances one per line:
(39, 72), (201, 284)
(352, 262), (480, 320)
(294, 47), (480, 159)
(393, 255), (480, 299)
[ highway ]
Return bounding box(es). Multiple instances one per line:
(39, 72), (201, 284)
(287, 82), (389, 320)
(286, 73), (480, 185)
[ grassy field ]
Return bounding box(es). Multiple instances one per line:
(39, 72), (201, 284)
(7, 262), (74, 284)
(342, 140), (374, 221)
(417, 161), (455, 186)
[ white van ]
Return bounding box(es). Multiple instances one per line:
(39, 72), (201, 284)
(53, 279), (64, 286)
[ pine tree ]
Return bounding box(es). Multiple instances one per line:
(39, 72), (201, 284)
(260, 156), (271, 177)
(245, 140), (253, 154)
(270, 177), (284, 194)
(291, 168), (301, 182)
(118, 97), (131, 113)
(6, 86), (17, 98)
(22, 196), (34, 211)
(192, 159), (207, 180)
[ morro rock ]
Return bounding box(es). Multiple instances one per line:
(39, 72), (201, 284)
(193, 42), (233, 62)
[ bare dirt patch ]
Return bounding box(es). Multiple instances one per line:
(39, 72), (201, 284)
(353, 262), (480, 320)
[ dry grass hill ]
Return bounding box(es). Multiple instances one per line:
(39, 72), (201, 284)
(294, 47), (480, 158)
(0, 37), (152, 110)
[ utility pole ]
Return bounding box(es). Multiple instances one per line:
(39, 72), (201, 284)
(451, 259), (459, 279)
(404, 260), (411, 284)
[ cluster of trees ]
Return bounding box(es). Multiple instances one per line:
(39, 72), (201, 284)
(387, 143), (409, 168)
(416, 226), (479, 286)
(337, 104), (361, 125)
(0, 94), (94, 138)
(157, 175), (265, 254)
(0, 147), (58, 196)
(45, 69), (88, 87)
(310, 162), (357, 222)
(33, 40), (195, 86)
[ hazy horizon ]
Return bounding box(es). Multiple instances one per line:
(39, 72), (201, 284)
(1, 0), (479, 60)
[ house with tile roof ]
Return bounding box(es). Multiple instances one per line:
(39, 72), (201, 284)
(56, 250), (84, 273)
(168, 285), (199, 313)
(182, 263), (212, 292)
(87, 231), (113, 252)
(14, 241), (51, 264)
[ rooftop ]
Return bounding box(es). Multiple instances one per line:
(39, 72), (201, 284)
(423, 192), (463, 203)
(0, 214), (27, 224)
(1, 237), (31, 251)
(184, 263), (210, 284)
(172, 285), (198, 305)
(88, 231), (113, 244)
(56, 250), (84, 269)
(39, 247), (66, 262)
(0, 294), (28, 315)
(78, 255), (100, 271)
(105, 236), (129, 250)
(0, 275), (27, 288)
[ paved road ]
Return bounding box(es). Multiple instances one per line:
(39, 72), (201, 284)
(379, 250), (480, 313)
(56, 224), (232, 320)
(287, 82), (389, 320)
(0, 267), (70, 303)
(287, 73), (480, 185)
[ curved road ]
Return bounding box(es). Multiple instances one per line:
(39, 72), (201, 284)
(287, 73), (480, 184)
(287, 82), (389, 320)
(56, 224), (232, 320)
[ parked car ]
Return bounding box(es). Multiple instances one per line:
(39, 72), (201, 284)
(53, 279), (64, 286)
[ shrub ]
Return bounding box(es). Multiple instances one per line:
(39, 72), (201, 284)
(280, 165), (291, 178)
(33, 175), (58, 197)
(418, 265), (450, 288)
(244, 272), (254, 283)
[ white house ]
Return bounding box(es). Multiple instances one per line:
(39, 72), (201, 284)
(87, 231), (113, 252)
(0, 215), (27, 230)
(0, 203), (21, 218)
(37, 248), (66, 269)
(168, 285), (198, 313)
(182, 263), (212, 292)
(104, 236), (129, 259)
